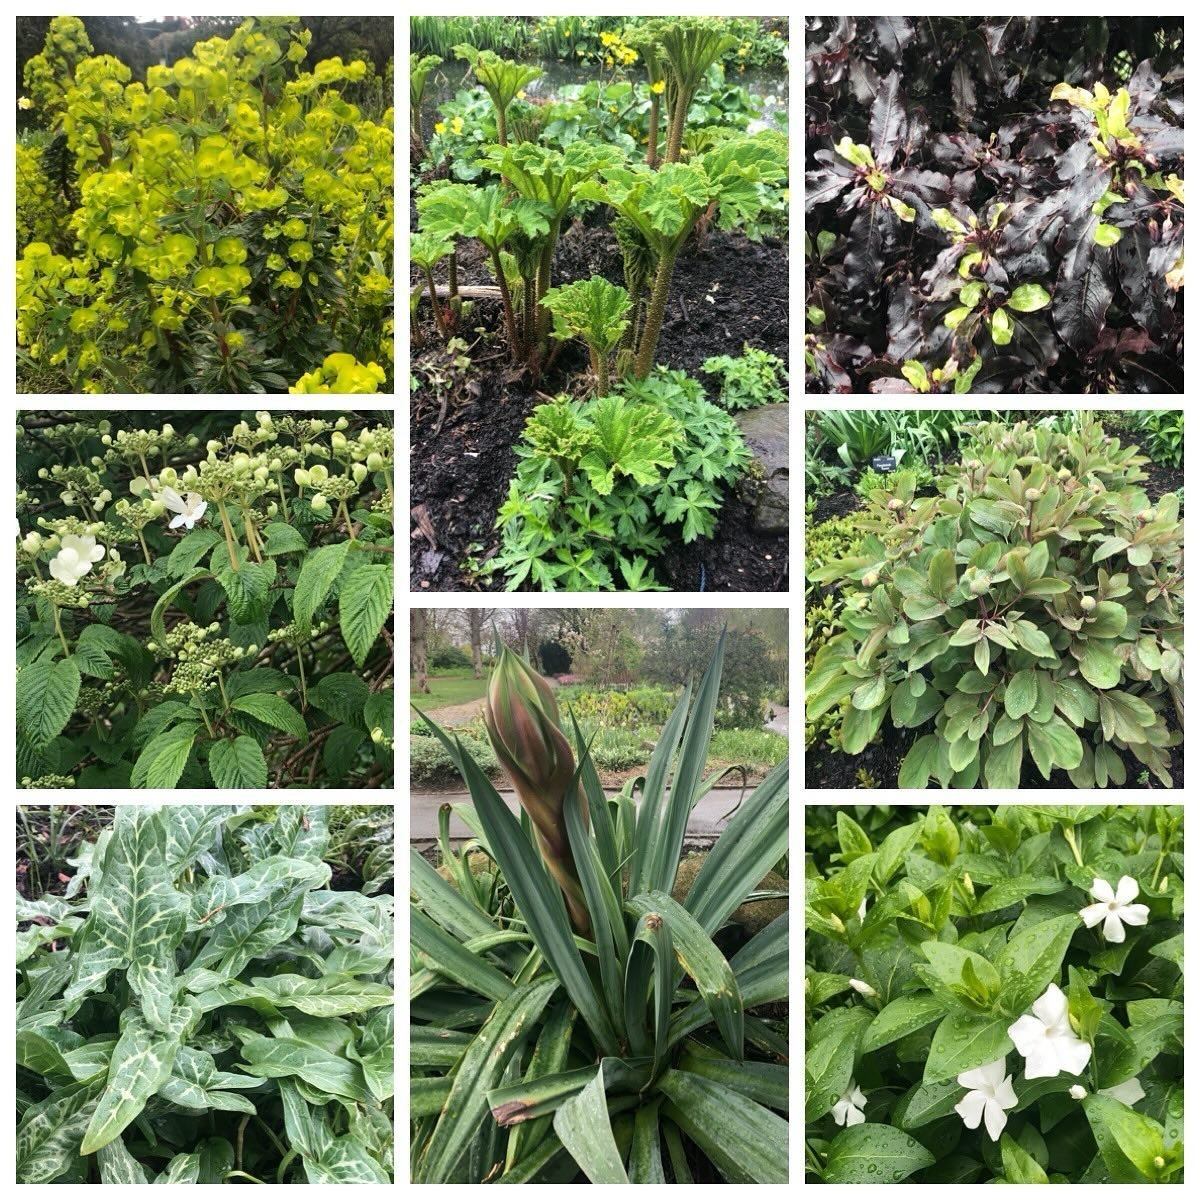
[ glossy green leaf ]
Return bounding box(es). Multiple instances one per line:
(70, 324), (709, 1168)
(552, 1067), (630, 1184)
(823, 1122), (935, 1183)
(229, 692), (307, 738)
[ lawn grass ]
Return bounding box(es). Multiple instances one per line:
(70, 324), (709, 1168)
(411, 671), (488, 710)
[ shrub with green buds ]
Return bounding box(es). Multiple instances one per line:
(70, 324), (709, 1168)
(806, 415), (1183, 788)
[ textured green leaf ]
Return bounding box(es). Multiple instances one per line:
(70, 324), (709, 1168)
(16, 1075), (104, 1182)
(168, 528), (222, 575)
(81, 1004), (192, 1154)
(229, 692), (307, 739)
(17, 658), (81, 749)
(239, 1035), (372, 1101)
(823, 1123), (934, 1183)
(862, 994), (946, 1054)
(293, 541), (352, 633)
(347, 1005), (394, 1102)
(303, 1137), (391, 1184)
(996, 914), (1080, 1015)
(309, 671), (369, 727)
(248, 973), (394, 1017)
(154, 1152), (202, 1183)
(924, 1012), (1013, 1082)
(131, 727), (196, 789)
(163, 805), (231, 873)
(209, 736), (268, 789)
(65, 808), (188, 1028)
(97, 1136), (151, 1183)
(191, 892), (308, 978)
(216, 559), (275, 624)
(263, 521), (309, 556)
(339, 563), (393, 667)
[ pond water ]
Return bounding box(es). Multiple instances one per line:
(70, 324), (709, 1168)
(423, 58), (788, 134)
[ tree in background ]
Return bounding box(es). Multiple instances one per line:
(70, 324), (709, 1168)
(411, 609), (430, 693)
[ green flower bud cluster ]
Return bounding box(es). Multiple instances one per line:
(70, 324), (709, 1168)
(196, 453), (271, 502)
(162, 627), (255, 696)
(370, 488), (394, 516)
(101, 425), (179, 466)
(317, 473), (359, 502)
(35, 515), (104, 540)
(370, 726), (394, 750)
(112, 497), (157, 534)
(229, 415), (277, 450)
(274, 416), (332, 444)
(76, 684), (107, 717)
(21, 773), (76, 789)
(349, 425), (393, 467)
(27, 577), (93, 608)
(16, 489), (32, 515)
(150, 619), (221, 657)
(269, 618), (330, 646)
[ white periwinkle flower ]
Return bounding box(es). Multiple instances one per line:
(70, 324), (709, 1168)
(1007, 983), (1092, 1079)
(49, 533), (104, 586)
(848, 978), (877, 997)
(1080, 876), (1150, 943)
(1070, 1084), (1088, 1100)
(159, 486), (208, 530)
(954, 1056), (1018, 1141)
(831, 1080), (867, 1127)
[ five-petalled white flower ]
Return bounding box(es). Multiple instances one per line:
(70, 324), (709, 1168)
(49, 533), (104, 586)
(1007, 983), (1092, 1079)
(954, 1056), (1018, 1141)
(831, 1080), (867, 1126)
(848, 978), (877, 997)
(159, 486), (208, 530)
(1079, 876), (1150, 943)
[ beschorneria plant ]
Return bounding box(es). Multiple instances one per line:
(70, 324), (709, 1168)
(412, 633), (789, 1183)
(16, 805), (394, 1184)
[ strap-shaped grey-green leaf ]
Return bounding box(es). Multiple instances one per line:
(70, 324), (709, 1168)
(678, 1047), (788, 1111)
(624, 910), (673, 1067)
(81, 1004), (193, 1155)
(411, 904), (514, 1002)
(683, 755), (788, 936)
(66, 807), (188, 1031)
(503, 1000), (577, 1167)
(657, 1068), (788, 1184)
(410, 847), (499, 943)
(415, 978), (558, 1183)
(628, 1099), (666, 1184)
(238, 1035), (372, 1102)
(16, 1074), (104, 1183)
(628, 890), (744, 1059)
(552, 1066), (630, 1184)
(410, 1026), (471, 1068)
(97, 1136), (151, 1183)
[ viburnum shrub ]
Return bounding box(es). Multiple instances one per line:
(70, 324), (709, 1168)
(806, 415), (1183, 788)
(16, 804), (394, 1183)
(16, 412), (394, 789)
(805, 16), (1184, 393)
(412, 635), (789, 1183)
(17, 16), (393, 394)
(805, 804), (1183, 1184)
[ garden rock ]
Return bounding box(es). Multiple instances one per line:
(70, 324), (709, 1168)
(734, 404), (789, 532)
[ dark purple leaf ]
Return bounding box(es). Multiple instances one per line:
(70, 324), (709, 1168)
(1053, 222), (1115, 351)
(873, 16), (915, 64)
(870, 71), (908, 169)
(1127, 58), (1163, 108)
(952, 61), (977, 129)
(844, 202), (895, 297)
(805, 168), (854, 212)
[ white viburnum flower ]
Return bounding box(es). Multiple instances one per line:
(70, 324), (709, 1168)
(1080, 876), (1150, 943)
(1100, 1077), (1146, 1105)
(49, 533), (105, 586)
(1007, 983), (1093, 1079)
(848, 978), (877, 997)
(954, 1056), (1018, 1141)
(158, 486), (208, 530)
(831, 1080), (867, 1127)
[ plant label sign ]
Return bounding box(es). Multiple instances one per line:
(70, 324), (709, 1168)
(871, 454), (897, 473)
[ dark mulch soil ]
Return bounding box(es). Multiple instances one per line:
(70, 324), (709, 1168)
(410, 222), (789, 592)
(810, 490), (862, 526)
(1140, 461), (1184, 503)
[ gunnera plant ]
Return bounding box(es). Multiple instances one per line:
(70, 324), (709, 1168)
(806, 415), (1183, 788)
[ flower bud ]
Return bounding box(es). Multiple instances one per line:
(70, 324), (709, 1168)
(310, 493), (329, 512)
(102, 434), (113, 446)
(207, 439), (223, 453)
(887, 498), (904, 511)
(269, 457), (282, 472)
(160, 466), (178, 486)
(1057, 467), (1071, 480)
(371, 726), (384, 743)
(848, 978), (877, 997)
(22, 532), (42, 554)
(862, 571), (878, 587)
(1080, 596), (1096, 612)
(484, 644), (590, 934)
(162, 423), (175, 436)
(1024, 488), (1040, 501)
(1154, 1157), (1165, 1170)
(294, 468), (311, 487)
(309, 464), (329, 485)
(1070, 1085), (1088, 1100)
(335, 416), (349, 430)
(256, 411), (272, 428)
(332, 431), (347, 452)
(366, 452), (384, 471)
(254, 466), (269, 483)
(233, 453), (251, 471)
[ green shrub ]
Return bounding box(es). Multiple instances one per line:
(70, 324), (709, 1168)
(568, 684), (679, 728)
(701, 344), (788, 410)
(1136, 410), (1184, 470)
(806, 415), (1183, 788)
(411, 733), (498, 786)
(430, 645), (474, 670)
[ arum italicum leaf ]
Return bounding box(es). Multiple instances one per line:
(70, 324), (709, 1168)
(16, 1074), (104, 1183)
(65, 807), (188, 1031)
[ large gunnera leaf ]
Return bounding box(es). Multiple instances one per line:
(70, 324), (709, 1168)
(65, 807), (188, 1030)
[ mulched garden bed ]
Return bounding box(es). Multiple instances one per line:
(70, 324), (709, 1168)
(411, 222), (789, 592)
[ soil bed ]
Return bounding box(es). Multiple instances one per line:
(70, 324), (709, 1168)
(411, 221), (789, 591)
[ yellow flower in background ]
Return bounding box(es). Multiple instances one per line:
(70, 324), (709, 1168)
(651, 80), (665, 95)
(451, 116), (464, 135)
(516, 89), (527, 101)
(434, 120), (446, 135)
(18, 96), (33, 110)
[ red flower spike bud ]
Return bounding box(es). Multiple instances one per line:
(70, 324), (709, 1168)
(484, 643), (591, 935)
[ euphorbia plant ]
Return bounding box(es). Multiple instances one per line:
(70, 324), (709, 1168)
(805, 803), (1183, 1184)
(806, 415), (1183, 788)
(413, 633), (788, 1183)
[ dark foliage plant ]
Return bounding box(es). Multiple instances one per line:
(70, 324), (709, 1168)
(805, 804), (1183, 1184)
(805, 16), (1184, 393)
